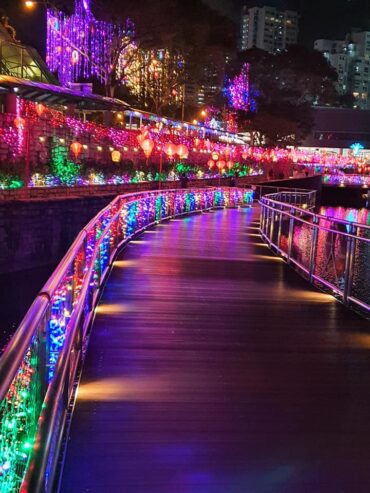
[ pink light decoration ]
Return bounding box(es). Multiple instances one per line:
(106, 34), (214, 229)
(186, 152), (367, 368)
(225, 63), (257, 112)
(46, 0), (135, 86)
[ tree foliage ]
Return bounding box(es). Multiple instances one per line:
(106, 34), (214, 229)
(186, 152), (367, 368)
(231, 46), (338, 146)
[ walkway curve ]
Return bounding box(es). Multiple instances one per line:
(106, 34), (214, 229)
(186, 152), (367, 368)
(61, 207), (370, 493)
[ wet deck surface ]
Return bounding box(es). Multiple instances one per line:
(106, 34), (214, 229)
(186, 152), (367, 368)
(61, 207), (370, 493)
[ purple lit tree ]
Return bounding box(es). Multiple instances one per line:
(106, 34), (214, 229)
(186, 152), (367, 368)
(225, 63), (258, 113)
(46, 0), (137, 96)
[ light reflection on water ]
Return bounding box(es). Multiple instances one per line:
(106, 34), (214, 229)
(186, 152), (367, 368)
(319, 206), (370, 226)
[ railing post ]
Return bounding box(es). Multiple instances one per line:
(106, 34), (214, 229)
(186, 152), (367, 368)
(287, 208), (295, 263)
(276, 206), (283, 251)
(309, 217), (319, 282)
(343, 225), (356, 305)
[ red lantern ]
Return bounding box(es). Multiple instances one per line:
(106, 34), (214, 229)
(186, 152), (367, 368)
(217, 160), (226, 170)
(140, 138), (154, 158)
(194, 138), (200, 147)
(163, 142), (177, 158)
(14, 117), (25, 129)
(70, 141), (82, 158)
(207, 159), (215, 169)
(227, 161), (233, 170)
(177, 144), (189, 160)
(36, 103), (45, 117)
(242, 152), (248, 160)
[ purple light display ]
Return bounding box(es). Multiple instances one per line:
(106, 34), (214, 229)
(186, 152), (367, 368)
(225, 63), (257, 113)
(46, 0), (135, 86)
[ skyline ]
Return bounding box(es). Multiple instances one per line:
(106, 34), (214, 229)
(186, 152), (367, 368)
(2, 0), (370, 53)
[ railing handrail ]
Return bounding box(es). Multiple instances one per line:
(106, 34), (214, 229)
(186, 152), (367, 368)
(260, 198), (370, 245)
(261, 192), (370, 232)
(259, 189), (370, 315)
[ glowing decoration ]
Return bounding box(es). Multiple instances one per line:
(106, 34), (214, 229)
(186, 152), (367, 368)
(111, 150), (122, 163)
(350, 142), (365, 156)
(242, 152), (248, 160)
(212, 152), (219, 161)
(50, 145), (80, 185)
(35, 103), (45, 117)
(46, 0), (136, 86)
(225, 63), (258, 112)
(140, 138), (155, 158)
(207, 159), (215, 169)
(227, 161), (234, 170)
(163, 142), (177, 158)
(70, 141), (82, 159)
(217, 160), (226, 170)
(177, 144), (189, 160)
(13, 117), (25, 129)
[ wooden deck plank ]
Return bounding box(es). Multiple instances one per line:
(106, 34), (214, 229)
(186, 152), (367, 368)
(61, 207), (370, 493)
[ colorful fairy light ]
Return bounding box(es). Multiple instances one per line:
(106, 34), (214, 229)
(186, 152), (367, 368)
(225, 63), (258, 113)
(46, 0), (136, 86)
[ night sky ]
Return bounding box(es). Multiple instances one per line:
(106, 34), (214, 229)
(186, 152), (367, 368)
(2, 0), (370, 54)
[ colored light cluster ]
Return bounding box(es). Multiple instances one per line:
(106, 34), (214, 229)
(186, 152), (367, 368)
(46, 0), (135, 86)
(0, 342), (42, 493)
(0, 187), (253, 493)
(323, 174), (370, 187)
(225, 63), (258, 113)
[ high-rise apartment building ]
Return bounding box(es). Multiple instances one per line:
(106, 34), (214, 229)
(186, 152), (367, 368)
(314, 32), (370, 110)
(240, 5), (299, 54)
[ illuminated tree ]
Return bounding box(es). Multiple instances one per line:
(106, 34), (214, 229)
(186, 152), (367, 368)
(46, 0), (137, 96)
(225, 63), (258, 113)
(126, 49), (185, 115)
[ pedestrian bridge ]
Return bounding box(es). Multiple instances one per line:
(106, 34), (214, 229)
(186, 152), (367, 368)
(0, 187), (369, 493)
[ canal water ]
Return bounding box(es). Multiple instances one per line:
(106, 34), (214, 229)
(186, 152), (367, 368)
(0, 205), (369, 350)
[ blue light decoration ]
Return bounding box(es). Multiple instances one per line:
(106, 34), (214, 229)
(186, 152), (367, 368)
(350, 142), (365, 156)
(225, 63), (258, 113)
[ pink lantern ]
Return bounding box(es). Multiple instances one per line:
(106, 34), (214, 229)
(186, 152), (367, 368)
(163, 142), (177, 158)
(177, 144), (189, 160)
(140, 138), (155, 158)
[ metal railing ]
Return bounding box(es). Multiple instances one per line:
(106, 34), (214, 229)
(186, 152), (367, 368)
(0, 187), (253, 493)
(260, 191), (370, 314)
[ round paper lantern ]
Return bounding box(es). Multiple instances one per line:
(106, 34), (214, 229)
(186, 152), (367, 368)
(177, 144), (189, 160)
(194, 138), (200, 147)
(227, 161), (233, 170)
(212, 152), (219, 161)
(70, 141), (82, 158)
(14, 117), (25, 129)
(241, 152), (248, 160)
(163, 142), (177, 158)
(217, 160), (226, 170)
(111, 150), (122, 163)
(140, 138), (154, 158)
(207, 159), (215, 169)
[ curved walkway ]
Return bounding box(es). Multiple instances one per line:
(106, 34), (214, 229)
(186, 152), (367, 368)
(61, 207), (370, 493)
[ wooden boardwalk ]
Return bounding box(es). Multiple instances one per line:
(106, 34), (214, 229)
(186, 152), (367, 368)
(61, 207), (370, 493)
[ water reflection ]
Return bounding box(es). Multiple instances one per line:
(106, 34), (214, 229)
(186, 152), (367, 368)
(319, 206), (370, 226)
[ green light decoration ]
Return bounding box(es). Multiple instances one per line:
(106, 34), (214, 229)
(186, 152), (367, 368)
(50, 145), (80, 186)
(0, 338), (43, 492)
(0, 174), (23, 190)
